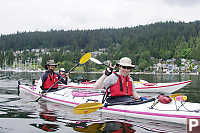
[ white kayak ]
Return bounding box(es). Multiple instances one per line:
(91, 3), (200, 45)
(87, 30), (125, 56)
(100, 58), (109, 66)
(59, 80), (192, 93)
(18, 82), (200, 125)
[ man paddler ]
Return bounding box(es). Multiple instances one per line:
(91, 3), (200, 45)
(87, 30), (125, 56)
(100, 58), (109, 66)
(41, 60), (59, 92)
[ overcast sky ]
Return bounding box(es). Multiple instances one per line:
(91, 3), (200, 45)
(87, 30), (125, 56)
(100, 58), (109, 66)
(1, 0), (200, 35)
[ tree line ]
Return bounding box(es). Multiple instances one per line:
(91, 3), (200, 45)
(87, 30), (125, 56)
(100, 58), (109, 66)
(0, 21), (200, 71)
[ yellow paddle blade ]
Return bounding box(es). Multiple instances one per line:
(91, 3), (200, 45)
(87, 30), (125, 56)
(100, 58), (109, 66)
(169, 93), (182, 98)
(74, 102), (104, 109)
(74, 123), (105, 132)
(73, 102), (103, 114)
(79, 52), (91, 64)
(73, 107), (100, 114)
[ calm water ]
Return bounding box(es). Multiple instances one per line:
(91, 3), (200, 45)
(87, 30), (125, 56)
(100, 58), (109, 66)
(0, 71), (199, 133)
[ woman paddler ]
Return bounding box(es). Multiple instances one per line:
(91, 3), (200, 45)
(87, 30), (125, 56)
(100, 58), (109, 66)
(93, 57), (147, 103)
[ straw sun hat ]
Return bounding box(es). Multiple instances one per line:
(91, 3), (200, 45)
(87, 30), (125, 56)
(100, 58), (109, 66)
(118, 57), (135, 68)
(45, 60), (57, 69)
(59, 68), (65, 72)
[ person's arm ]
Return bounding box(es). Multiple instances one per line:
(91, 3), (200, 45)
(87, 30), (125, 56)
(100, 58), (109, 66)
(104, 73), (118, 89)
(58, 73), (70, 85)
(132, 89), (141, 99)
(93, 72), (108, 89)
(40, 72), (49, 89)
(41, 72), (48, 84)
(93, 67), (114, 89)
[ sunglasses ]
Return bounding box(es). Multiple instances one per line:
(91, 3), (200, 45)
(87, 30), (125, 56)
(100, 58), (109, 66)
(121, 66), (132, 70)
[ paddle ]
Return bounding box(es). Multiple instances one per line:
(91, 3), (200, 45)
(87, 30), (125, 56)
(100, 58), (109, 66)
(35, 52), (91, 102)
(169, 93), (182, 98)
(73, 98), (156, 114)
(90, 57), (142, 81)
(90, 57), (110, 68)
(73, 93), (182, 114)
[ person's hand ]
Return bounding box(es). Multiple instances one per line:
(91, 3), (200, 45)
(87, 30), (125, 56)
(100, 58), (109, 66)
(64, 73), (69, 78)
(104, 62), (115, 76)
(105, 67), (113, 76)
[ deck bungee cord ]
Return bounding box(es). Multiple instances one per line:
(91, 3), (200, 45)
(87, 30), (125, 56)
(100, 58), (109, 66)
(149, 94), (200, 113)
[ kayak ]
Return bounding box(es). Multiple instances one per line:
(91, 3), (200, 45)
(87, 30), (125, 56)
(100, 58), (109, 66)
(18, 81), (200, 125)
(134, 80), (192, 93)
(59, 80), (192, 93)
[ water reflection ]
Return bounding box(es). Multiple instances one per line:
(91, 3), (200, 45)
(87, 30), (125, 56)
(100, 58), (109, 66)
(73, 121), (136, 133)
(32, 101), (186, 133)
(30, 123), (59, 132)
(37, 102), (139, 133)
(32, 101), (60, 132)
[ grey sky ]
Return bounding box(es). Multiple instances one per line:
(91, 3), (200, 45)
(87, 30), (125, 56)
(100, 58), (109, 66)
(1, 0), (200, 35)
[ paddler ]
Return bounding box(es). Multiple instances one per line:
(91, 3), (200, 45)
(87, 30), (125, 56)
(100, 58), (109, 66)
(58, 68), (70, 85)
(41, 60), (59, 92)
(95, 57), (147, 103)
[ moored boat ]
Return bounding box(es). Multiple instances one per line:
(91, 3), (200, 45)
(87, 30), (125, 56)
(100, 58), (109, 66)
(58, 80), (192, 93)
(18, 82), (200, 125)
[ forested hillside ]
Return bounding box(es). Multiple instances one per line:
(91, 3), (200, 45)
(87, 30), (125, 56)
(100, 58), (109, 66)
(1, 21), (200, 70)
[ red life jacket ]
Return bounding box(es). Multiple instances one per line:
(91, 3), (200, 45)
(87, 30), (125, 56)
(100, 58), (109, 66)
(109, 73), (133, 97)
(43, 73), (58, 90)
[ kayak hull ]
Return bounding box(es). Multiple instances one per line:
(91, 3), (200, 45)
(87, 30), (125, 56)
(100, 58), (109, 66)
(19, 83), (200, 125)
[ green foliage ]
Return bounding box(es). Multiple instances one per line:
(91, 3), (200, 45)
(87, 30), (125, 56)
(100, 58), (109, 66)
(138, 58), (149, 71)
(6, 50), (15, 66)
(1, 21), (200, 70)
(0, 51), (5, 67)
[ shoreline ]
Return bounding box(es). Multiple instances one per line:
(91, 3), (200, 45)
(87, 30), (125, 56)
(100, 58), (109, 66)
(0, 69), (199, 75)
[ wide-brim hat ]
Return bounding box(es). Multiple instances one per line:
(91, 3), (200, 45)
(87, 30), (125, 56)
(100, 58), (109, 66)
(118, 57), (135, 68)
(59, 68), (65, 72)
(45, 60), (57, 69)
